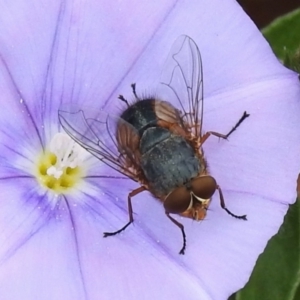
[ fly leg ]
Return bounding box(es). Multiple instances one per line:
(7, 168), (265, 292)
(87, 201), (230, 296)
(216, 184), (247, 220)
(131, 83), (140, 100)
(166, 212), (187, 255)
(118, 94), (130, 107)
(103, 186), (146, 237)
(225, 111), (250, 138)
(118, 83), (139, 105)
(200, 111), (249, 146)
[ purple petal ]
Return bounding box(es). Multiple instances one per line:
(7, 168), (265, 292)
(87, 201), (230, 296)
(0, 0), (292, 135)
(0, 0), (299, 300)
(203, 76), (300, 204)
(0, 63), (44, 164)
(0, 178), (55, 262)
(0, 193), (87, 300)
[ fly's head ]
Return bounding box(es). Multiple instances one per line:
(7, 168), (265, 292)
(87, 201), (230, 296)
(163, 176), (217, 221)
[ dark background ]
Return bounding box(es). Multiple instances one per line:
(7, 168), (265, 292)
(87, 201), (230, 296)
(238, 0), (299, 28)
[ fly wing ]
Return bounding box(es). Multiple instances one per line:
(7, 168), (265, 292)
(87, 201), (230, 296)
(58, 106), (142, 181)
(157, 35), (203, 138)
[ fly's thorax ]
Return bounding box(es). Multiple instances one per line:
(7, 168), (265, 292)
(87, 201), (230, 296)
(139, 126), (170, 154)
(140, 128), (201, 197)
(163, 175), (217, 220)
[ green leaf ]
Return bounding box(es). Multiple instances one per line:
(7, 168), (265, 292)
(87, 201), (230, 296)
(262, 8), (300, 61)
(262, 8), (300, 72)
(232, 200), (300, 300)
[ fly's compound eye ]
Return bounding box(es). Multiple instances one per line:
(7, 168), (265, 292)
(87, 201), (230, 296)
(164, 186), (192, 214)
(164, 176), (217, 214)
(190, 176), (217, 201)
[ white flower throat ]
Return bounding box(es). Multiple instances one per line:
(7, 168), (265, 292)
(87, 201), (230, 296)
(47, 133), (85, 179)
(36, 132), (86, 193)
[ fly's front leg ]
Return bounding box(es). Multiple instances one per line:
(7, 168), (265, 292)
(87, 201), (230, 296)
(217, 184), (247, 220)
(165, 212), (187, 255)
(103, 186), (146, 237)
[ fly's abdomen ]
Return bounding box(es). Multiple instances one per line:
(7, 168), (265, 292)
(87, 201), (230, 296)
(120, 99), (157, 135)
(140, 127), (201, 197)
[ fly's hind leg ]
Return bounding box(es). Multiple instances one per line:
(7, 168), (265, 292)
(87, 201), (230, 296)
(131, 83), (140, 100)
(103, 186), (146, 237)
(119, 83), (139, 106)
(200, 111), (249, 146)
(118, 94), (130, 107)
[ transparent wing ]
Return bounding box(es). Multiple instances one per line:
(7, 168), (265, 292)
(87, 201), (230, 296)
(58, 106), (142, 182)
(157, 35), (203, 138)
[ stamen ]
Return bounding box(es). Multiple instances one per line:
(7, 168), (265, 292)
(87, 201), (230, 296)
(47, 133), (86, 179)
(36, 133), (87, 193)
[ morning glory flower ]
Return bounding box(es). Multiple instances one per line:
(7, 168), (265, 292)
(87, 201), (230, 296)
(0, 0), (299, 300)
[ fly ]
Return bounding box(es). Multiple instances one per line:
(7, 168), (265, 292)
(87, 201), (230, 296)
(58, 35), (249, 254)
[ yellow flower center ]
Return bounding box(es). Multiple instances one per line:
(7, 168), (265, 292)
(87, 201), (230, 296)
(36, 133), (87, 193)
